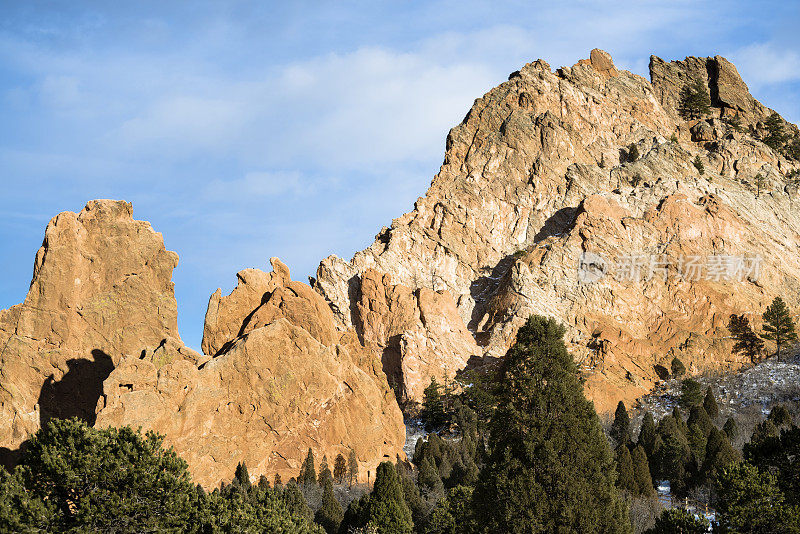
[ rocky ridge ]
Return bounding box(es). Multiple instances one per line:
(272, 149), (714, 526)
(314, 49), (800, 411)
(0, 202), (404, 487)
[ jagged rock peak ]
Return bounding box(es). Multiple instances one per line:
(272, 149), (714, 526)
(315, 50), (800, 412)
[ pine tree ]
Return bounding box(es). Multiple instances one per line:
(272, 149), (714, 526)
(762, 296), (798, 361)
(654, 415), (691, 495)
(768, 404), (792, 428)
(645, 508), (709, 534)
(364, 462), (413, 534)
(672, 406), (689, 437)
(299, 448), (317, 487)
(234, 461), (251, 488)
(703, 386), (720, 421)
(333, 454), (346, 484)
(315, 477), (343, 534)
(723, 417), (738, 441)
(472, 316), (630, 533)
(679, 80), (711, 119)
(631, 445), (655, 497)
(420, 378), (448, 431)
(728, 314), (765, 363)
(693, 155), (705, 175)
(610, 400), (631, 446)
(638, 411), (657, 456)
(680, 379), (704, 409)
(319, 456), (333, 487)
(715, 462), (798, 533)
(701, 427), (739, 484)
(670, 356), (686, 378)
(416, 456), (444, 497)
(347, 450), (358, 488)
(763, 112), (789, 150)
(615, 446), (636, 493)
(274, 473), (283, 487)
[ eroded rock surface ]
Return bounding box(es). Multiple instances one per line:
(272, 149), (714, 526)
(315, 50), (800, 411)
(0, 200), (187, 460)
(96, 259), (405, 488)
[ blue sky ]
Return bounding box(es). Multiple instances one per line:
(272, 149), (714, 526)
(2, 1), (799, 350)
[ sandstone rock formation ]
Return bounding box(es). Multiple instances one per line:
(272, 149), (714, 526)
(0, 202), (405, 488)
(315, 49), (800, 411)
(96, 259), (405, 488)
(0, 200), (189, 463)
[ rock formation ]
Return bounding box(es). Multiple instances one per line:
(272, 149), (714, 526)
(0, 200), (190, 463)
(96, 258), (405, 488)
(315, 49), (800, 411)
(0, 202), (405, 488)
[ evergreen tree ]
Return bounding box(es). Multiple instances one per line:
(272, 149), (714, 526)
(670, 356), (686, 378)
(654, 415), (691, 495)
(274, 473), (283, 487)
(638, 411), (657, 456)
(631, 445), (655, 496)
(680, 379), (704, 409)
(645, 508), (709, 534)
(701, 427), (739, 484)
(715, 462), (799, 533)
(611, 400), (632, 446)
(762, 296), (798, 361)
(234, 461), (251, 489)
(299, 449), (317, 487)
(472, 316), (630, 533)
(703, 386), (720, 421)
(728, 314), (764, 364)
(365, 462), (413, 534)
(615, 446), (636, 493)
(425, 485), (474, 534)
(416, 456), (444, 497)
(693, 155), (705, 175)
(420, 378), (448, 431)
(333, 454), (347, 484)
(679, 80), (711, 119)
(763, 112), (789, 150)
(672, 406), (689, 437)
(347, 450), (359, 488)
(723, 417), (738, 441)
(768, 404), (792, 428)
(319, 456), (333, 487)
(315, 477), (343, 534)
(745, 424), (800, 506)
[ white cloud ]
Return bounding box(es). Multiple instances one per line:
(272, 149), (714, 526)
(731, 42), (800, 88)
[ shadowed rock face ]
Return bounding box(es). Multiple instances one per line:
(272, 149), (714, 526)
(0, 200), (186, 462)
(314, 49), (800, 412)
(0, 203), (404, 488)
(96, 258), (405, 488)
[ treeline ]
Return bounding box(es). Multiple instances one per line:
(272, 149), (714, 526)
(2, 314), (798, 533)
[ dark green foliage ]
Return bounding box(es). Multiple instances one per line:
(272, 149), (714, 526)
(670, 356), (686, 377)
(615, 446), (636, 493)
(768, 404), (792, 428)
(339, 494), (369, 534)
(638, 411), (657, 455)
(347, 450), (359, 488)
(319, 455), (333, 487)
(672, 406), (689, 437)
(315, 478), (343, 534)
(701, 427), (739, 484)
(762, 296), (798, 361)
(728, 313), (764, 363)
(0, 419), (321, 533)
(680, 379), (704, 409)
(723, 417), (738, 440)
(425, 485), (473, 534)
(645, 508), (709, 534)
(631, 445), (655, 497)
(300, 448), (318, 487)
(417, 456), (444, 497)
(745, 424), (800, 505)
(235, 461), (251, 488)
(763, 112), (789, 150)
(679, 80), (711, 119)
(714, 462), (799, 533)
(472, 316), (630, 533)
(703, 387), (719, 421)
(611, 400), (632, 446)
(366, 462), (414, 534)
(693, 155), (705, 175)
(420, 378), (448, 431)
(274, 472), (283, 487)
(333, 453), (347, 484)
(653, 415), (691, 495)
